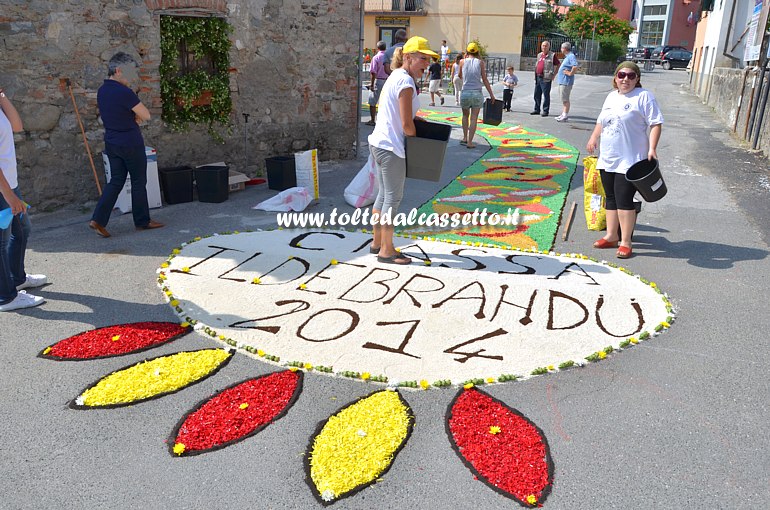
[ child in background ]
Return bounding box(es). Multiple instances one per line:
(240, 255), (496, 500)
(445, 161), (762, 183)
(503, 66), (519, 112)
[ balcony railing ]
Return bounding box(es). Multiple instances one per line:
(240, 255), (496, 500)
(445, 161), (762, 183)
(364, 0), (425, 13)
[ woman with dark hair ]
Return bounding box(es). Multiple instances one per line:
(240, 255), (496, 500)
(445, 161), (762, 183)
(586, 61), (663, 259)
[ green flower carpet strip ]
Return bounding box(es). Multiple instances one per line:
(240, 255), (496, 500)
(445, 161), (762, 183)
(409, 109), (579, 251)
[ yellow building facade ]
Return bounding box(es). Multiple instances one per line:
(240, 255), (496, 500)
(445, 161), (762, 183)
(363, 0), (525, 66)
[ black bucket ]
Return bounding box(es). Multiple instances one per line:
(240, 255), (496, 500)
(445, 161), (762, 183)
(625, 158), (666, 202)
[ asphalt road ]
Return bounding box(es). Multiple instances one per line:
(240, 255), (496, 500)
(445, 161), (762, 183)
(2, 67), (770, 509)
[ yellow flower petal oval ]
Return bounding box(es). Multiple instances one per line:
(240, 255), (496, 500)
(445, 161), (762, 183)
(74, 349), (233, 408)
(307, 390), (413, 502)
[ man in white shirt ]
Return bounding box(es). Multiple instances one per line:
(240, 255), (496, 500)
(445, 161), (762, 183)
(440, 40), (449, 64)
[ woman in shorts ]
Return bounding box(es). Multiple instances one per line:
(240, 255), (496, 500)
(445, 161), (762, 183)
(458, 42), (495, 149)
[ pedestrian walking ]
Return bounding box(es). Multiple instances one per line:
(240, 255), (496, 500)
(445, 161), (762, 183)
(368, 36), (436, 265)
(0, 84), (47, 312)
(586, 61), (663, 259)
(89, 52), (163, 238)
(458, 42), (496, 149)
(531, 40), (559, 117)
(428, 57), (445, 106)
(555, 42), (579, 122)
(367, 41), (388, 126)
(450, 54), (463, 106)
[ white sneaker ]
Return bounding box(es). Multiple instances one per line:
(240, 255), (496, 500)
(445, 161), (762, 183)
(0, 291), (45, 312)
(16, 274), (48, 290)
(555, 115), (568, 123)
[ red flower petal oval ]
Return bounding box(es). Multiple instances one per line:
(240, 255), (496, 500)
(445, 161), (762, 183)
(39, 322), (191, 360)
(170, 370), (303, 456)
(446, 388), (553, 507)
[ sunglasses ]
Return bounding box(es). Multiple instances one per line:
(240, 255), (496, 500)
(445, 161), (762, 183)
(616, 71), (638, 80)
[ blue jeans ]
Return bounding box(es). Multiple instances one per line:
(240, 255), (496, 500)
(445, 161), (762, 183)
(92, 144), (150, 227)
(0, 187), (31, 304)
(533, 76), (552, 114)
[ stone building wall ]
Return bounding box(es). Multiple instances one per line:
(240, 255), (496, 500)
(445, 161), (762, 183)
(706, 67), (770, 160)
(0, 0), (360, 210)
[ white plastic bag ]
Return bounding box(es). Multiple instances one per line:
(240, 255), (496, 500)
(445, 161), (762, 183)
(253, 187), (313, 212)
(344, 154), (378, 208)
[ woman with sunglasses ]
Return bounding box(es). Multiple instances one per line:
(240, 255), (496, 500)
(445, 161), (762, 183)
(586, 61), (663, 259)
(368, 36), (436, 265)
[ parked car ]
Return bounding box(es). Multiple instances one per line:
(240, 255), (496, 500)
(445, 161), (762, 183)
(660, 49), (693, 70)
(632, 46), (654, 62)
(651, 45), (687, 63)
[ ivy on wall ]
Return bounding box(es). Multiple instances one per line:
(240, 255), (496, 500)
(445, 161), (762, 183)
(159, 15), (233, 141)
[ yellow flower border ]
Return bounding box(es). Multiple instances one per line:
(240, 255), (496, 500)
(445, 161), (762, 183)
(305, 390), (414, 504)
(159, 229), (676, 390)
(71, 348), (234, 409)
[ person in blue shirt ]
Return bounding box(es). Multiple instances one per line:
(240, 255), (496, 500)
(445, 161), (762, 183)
(89, 52), (163, 237)
(555, 42), (579, 122)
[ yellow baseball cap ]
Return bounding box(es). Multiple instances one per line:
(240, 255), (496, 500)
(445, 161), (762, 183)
(466, 42), (480, 54)
(402, 36), (439, 58)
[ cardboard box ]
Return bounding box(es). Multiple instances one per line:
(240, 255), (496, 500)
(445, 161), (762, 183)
(102, 147), (162, 214)
(228, 170), (249, 192)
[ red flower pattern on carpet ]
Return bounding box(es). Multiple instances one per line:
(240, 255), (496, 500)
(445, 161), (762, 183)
(41, 322), (190, 360)
(447, 388), (552, 507)
(172, 370), (301, 455)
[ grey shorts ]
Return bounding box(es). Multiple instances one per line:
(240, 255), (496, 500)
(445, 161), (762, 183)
(559, 84), (573, 102)
(460, 89), (484, 109)
(368, 78), (387, 106)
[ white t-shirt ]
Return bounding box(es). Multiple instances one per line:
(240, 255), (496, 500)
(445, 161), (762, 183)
(441, 45), (449, 60)
(0, 109), (18, 189)
(368, 68), (420, 159)
(597, 88), (664, 173)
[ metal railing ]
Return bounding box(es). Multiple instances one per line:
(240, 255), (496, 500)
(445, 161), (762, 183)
(364, 0), (424, 12)
(522, 34), (573, 58)
(484, 57), (507, 83)
(436, 56), (507, 86)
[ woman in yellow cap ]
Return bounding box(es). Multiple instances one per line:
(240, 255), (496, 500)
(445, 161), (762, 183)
(368, 36), (436, 265)
(458, 41), (496, 149)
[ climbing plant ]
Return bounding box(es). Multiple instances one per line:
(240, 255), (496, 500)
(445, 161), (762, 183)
(159, 16), (233, 141)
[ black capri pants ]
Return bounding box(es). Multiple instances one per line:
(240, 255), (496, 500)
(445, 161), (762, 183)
(599, 169), (637, 211)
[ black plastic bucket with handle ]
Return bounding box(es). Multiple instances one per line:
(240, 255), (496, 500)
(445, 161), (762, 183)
(625, 158), (666, 202)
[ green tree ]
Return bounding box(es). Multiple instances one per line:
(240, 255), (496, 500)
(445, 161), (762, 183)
(580, 0), (617, 14)
(560, 6), (632, 42)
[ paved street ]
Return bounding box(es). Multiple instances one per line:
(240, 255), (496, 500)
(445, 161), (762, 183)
(3, 67), (770, 509)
